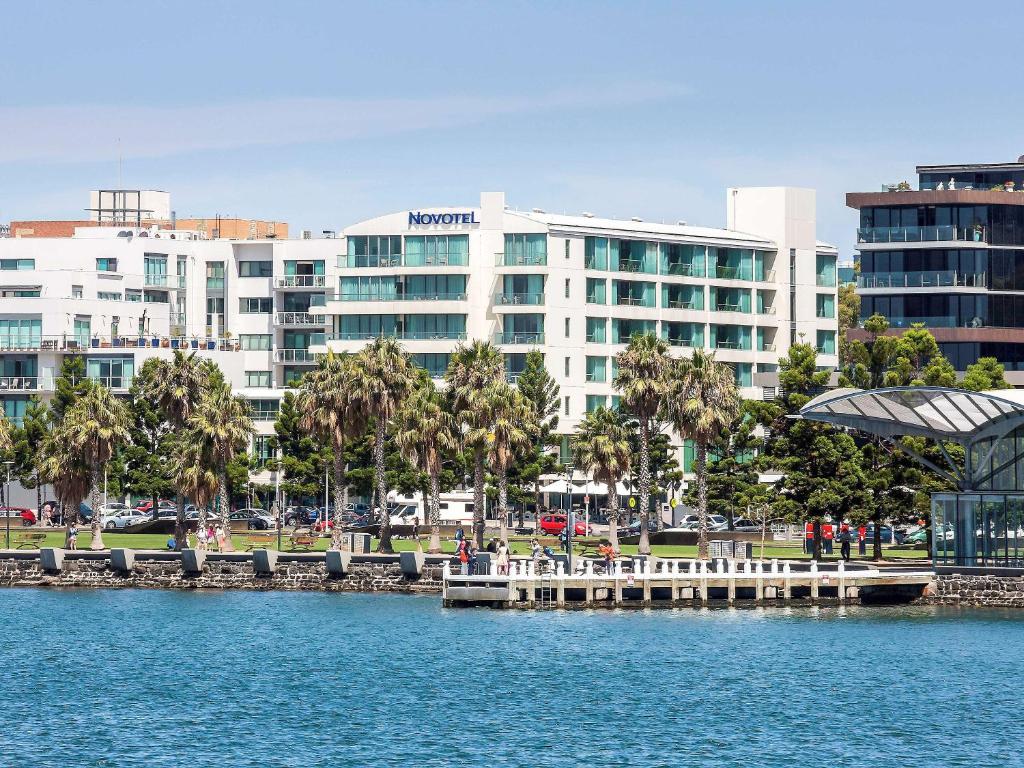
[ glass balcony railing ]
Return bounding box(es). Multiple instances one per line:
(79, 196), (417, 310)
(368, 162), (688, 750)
(275, 312), (327, 326)
(856, 225), (986, 244)
(273, 349), (319, 363)
(614, 296), (653, 307)
(88, 375), (134, 390)
(664, 299), (701, 310)
(816, 274), (837, 287)
(337, 292), (467, 302)
(144, 274), (169, 287)
(495, 332), (545, 345)
(714, 303), (747, 313)
(0, 376), (41, 391)
(664, 336), (694, 347)
(328, 331), (468, 341)
(585, 334), (606, 343)
(709, 265), (752, 280)
(662, 262), (704, 277)
(339, 254), (469, 268)
(496, 253), (548, 267)
(857, 271), (988, 289)
(495, 292), (544, 306)
(275, 275), (327, 288)
(862, 316), (968, 329)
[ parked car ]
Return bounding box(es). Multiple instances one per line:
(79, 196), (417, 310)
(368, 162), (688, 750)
(284, 505), (318, 526)
(539, 513), (589, 536)
(0, 506), (36, 526)
(135, 499), (175, 515)
(904, 529), (928, 544)
(620, 518), (658, 536)
(732, 518), (762, 532)
(229, 509), (275, 530)
(184, 510), (221, 524)
(102, 509), (150, 529)
(863, 524), (904, 545)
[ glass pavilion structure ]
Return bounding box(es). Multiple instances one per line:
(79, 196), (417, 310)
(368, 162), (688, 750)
(800, 387), (1024, 569)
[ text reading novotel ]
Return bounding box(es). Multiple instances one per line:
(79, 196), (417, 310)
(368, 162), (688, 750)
(408, 211), (479, 225)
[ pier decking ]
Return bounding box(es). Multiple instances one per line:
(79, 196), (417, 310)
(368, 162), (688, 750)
(442, 558), (935, 608)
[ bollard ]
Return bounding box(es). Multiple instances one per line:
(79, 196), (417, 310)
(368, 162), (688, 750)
(782, 562), (792, 599)
(555, 560), (565, 576)
(809, 560), (820, 601)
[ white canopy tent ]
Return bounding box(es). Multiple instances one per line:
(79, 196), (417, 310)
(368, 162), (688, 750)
(538, 479), (633, 497)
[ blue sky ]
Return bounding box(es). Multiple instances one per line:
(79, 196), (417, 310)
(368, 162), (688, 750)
(2, 0), (1023, 254)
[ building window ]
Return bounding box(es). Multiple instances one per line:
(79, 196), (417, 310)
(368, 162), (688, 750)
(96, 258), (118, 272)
(0, 259), (34, 271)
(564, 396), (570, 416)
(252, 435), (274, 463)
(239, 297), (273, 313)
(240, 334), (272, 351)
(586, 278), (606, 304)
(245, 370), (271, 388)
(564, 357), (570, 377)
(0, 318), (42, 348)
(586, 317), (606, 343)
(586, 394), (606, 414)
(564, 317), (570, 338)
(72, 285), (83, 299)
(816, 293), (835, 318)
(248, 398), (280, 421)
(565, 239), (571, 260)
(815, 254), (837, 287)
(816, 330), (836, 355)
(206, 261), (226, 290)
(98, 292), (122, 301)
(585, 356), (607, 382)
(239, 261), (273, 277)
(564, 278), (571, 298)
(126, 290), (142, 302)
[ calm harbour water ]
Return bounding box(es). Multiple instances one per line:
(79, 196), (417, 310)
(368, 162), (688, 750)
(0, 589), (1020, 768)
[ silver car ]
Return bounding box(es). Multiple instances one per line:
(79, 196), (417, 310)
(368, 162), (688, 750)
(102, 509), (150, 529)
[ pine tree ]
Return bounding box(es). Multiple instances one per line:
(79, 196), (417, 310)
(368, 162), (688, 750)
(515, 349), (560, 523)
(51, 355), (90, 423)
(274, 391), (331, 505)
(11, 397), (49, 512)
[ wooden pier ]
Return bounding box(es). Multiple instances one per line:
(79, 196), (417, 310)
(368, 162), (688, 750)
(441, 557), (935, 608)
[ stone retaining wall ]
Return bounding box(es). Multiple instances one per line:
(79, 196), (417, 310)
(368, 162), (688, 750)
(0, 550), (445, 593)
(932, 572), (1024, 607)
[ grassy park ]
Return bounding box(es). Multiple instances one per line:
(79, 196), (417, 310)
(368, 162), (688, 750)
(5, 530), (929, 561)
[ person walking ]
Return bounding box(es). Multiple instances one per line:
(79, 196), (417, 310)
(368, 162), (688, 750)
(467, 540), (479, 574)
(67, 523), (78, 551)
(599, 542), (616, 574)
(530, 538), (541, 573)
(457, 537), (470, 575)
(496, 540), (510, 575)
(196, 525), (208, 551)
(839, 523), (853, 562)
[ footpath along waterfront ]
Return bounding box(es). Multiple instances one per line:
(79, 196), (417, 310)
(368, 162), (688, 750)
(1, 589), (1022, 768)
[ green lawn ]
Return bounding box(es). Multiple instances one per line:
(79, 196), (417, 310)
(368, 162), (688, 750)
(4, 529), (928, 561)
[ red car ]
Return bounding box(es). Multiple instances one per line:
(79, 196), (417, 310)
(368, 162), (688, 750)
(539, 514), (588, 536)
(0, 506), (36, 526)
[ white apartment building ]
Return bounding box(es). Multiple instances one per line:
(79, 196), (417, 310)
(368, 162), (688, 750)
(0, 187), (838, 478)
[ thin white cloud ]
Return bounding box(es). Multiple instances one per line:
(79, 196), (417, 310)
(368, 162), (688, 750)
(0, 83), (689, 164)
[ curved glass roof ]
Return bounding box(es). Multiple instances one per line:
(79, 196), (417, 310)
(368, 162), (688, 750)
(799, 387), (1024, 445)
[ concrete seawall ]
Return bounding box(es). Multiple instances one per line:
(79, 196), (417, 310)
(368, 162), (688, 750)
(0, 549), (445, 593)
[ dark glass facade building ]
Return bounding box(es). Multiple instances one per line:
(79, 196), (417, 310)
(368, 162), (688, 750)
(848, 157), (1024, 372)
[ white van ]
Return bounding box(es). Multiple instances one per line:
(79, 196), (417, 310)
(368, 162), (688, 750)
(390, 491), (476, 526)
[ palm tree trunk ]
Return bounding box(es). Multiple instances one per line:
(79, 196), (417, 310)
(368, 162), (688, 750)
(174, 494), (187, 552)
(374, 421), (393, 553)
(607, 482), (620, 552)
(530, 476), (540, 530)
(696, 443), (709, 560)
(89, 466), (104, 550)
(473, 446), (485, 549)
(498, 467), (509, 543)
(428, 471), (442, 554)
(637, 421), (652, 556)
(218, 470), (233, 551)
(330, 449), (346, 549)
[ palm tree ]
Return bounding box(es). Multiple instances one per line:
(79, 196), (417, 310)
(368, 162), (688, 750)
(487, 381), (535, 542)
(61, 383), (131, 550)
(394, 374), (458, 553)
(38, 431), (90, 548)
(614, 332), (672, 555)
(572, 406), (631, 552)
(167, 440), (218, 540)
(188, 383), (255, 550)
(146, 351), (208, 549)
(0, 415), (12, 507)
(446, 340), (504, 548)
(667, 349), (740, 560)
(297, 352), (365, 549)
(348, 337), (415, 553)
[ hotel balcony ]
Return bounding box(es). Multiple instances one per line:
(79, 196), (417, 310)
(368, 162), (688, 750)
(495, 252), (548, 268)
(273, 348), (320, 364)
(857, 271), (987, 291)
(855, 225), (986, 246)
(493, 292), (544, 308)
(338, 254), (469, 269)
(274, 312), (327, 327)
(0, 375), (46, 392)
(274, 275), (327, 289)
(494, 332), (545, 345)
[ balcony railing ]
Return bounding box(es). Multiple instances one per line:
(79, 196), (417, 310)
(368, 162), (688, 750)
(495, 292), (544, 306)
(614, 296), (652, 307)
(856, 225), (986, 244)
(275, 275), (327, 289)
(329, 331), (468, 341)
(617, 260), (655, 274)
(662, 262), (704, 277)
(339, 254), (469, 268)
(273, 349), (319, 363)
(496, 253), (548, 267)
(714, 303), (746, 313)
(337, 292), (467, 302)
(664, 299), (701, 310)
(585, 334), (606, 343)
(275, 312), (326, 326)
(857, 271), (988, 289)
(709, 265), (752, 280)
(144, 274), (169, 287)
(713, 340), (747, 350)
(89, 375), (134, 390)
(494, 332), (545, 345)
(0, 376), (41, 391)
(755, 269), (777, 282)
(862, 315), (992, 329)
(757, 306), (777, 315)
(664, 337), (694, 347)
(816, 275), (837, 287)
(758, 343), (777, 352)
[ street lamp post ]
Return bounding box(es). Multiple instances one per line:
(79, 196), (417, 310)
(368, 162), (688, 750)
(274, 456), (282, 551)
(4, 461), (13, 550)
(565, 463), (574, 574)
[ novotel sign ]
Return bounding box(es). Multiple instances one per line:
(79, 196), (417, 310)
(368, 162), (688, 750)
(408, 211), (479, 226)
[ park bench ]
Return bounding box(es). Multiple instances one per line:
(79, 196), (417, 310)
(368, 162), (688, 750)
(289, 533), (319, 551)
(241, 534), (276, 551)
(13, 531), (47, 549)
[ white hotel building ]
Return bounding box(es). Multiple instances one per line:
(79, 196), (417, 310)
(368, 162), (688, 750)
(0, 188), (838, 473)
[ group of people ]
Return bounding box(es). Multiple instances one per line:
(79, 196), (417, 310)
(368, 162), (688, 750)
(166, 524), (227, 552)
